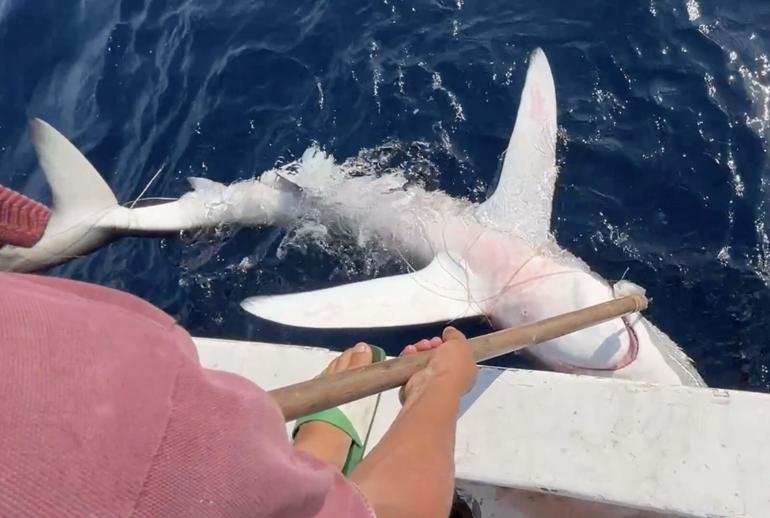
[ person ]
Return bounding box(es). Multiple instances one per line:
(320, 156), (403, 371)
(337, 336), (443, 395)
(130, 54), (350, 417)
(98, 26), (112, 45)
(0, 272), (477, 517)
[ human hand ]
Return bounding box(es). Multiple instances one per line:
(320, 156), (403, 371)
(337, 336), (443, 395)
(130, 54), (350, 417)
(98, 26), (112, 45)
(399, 327), (477, 405)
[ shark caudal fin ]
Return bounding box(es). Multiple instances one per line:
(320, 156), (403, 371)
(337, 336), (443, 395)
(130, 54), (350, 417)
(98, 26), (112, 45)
(0, 120), (124, 272)
(29, 118), (119, 219)
(241, 253), (486, 328)
(476, 48), (558, 242)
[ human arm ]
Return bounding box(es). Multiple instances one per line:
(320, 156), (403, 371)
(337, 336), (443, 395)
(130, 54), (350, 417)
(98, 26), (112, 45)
(350, 327), (476, 518)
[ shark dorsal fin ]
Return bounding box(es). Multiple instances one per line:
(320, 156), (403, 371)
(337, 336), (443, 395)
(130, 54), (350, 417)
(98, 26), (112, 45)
(476, 48), (558, 242)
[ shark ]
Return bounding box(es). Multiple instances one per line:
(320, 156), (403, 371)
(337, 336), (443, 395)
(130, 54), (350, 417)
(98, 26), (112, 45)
(240, 50), (704, 387)
(0, 49), (703, 386)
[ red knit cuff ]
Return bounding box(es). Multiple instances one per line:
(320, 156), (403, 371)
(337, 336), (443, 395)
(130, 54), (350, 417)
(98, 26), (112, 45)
(0, 185), (51, 248)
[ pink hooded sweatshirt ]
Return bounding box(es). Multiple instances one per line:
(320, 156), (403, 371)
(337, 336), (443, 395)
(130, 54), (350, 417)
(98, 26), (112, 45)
(0, 272), (374, 517)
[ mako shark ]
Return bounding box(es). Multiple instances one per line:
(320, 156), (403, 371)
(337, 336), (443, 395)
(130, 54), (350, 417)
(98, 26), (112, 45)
(0, 49), (703, 386)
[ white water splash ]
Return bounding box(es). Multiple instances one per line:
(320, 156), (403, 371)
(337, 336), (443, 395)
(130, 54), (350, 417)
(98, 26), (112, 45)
(590, 212), (641, 261)
(431, 71), (466, 122)
(726, 150), (745, 198)
(370, 41), (382, 111)
(397, 65), (405, 94)
(704, 72), (717, 98)
(316, 79), (325, 110)
(738, 55), (770, 144)
(685, 0), (700, 22)
(183, 142), (474, 274)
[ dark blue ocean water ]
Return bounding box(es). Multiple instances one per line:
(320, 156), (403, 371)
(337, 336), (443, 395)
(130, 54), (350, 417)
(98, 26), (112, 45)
(1, 0), (769, 391)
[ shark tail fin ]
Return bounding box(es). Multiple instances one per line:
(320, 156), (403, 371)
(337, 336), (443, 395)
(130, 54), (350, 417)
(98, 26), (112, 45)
(29, 118), (119, 220)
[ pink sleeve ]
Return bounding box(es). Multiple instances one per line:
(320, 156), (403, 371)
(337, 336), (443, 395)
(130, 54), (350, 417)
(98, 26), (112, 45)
(134, 360), (377, 518)
(0, 273), (375, 518)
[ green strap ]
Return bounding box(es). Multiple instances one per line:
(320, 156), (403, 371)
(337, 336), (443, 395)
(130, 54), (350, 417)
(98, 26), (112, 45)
(294, 407), (364, 475)
(293, 345), (386, 475)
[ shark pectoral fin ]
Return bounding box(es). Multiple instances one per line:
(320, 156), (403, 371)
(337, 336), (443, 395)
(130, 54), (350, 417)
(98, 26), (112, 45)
(241, 254), (484, 328)
(476, 48), (558, 241)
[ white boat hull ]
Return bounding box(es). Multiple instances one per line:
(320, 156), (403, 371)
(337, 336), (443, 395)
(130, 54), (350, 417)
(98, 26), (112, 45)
(193, 337), (769, 517)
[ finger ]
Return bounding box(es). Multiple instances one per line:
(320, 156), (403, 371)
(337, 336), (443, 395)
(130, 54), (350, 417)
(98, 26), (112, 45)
(442, 326), (466, 342)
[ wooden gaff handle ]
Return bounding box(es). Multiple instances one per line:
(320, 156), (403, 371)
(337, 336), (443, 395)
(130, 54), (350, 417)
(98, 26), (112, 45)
(271, 294), (648, 421)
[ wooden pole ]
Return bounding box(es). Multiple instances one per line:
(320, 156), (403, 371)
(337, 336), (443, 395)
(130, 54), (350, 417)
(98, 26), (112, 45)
(271, 294), (648, 421)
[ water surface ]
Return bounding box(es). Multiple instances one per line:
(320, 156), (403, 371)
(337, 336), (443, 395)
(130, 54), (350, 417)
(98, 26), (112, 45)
(1, 0), (768, 391)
